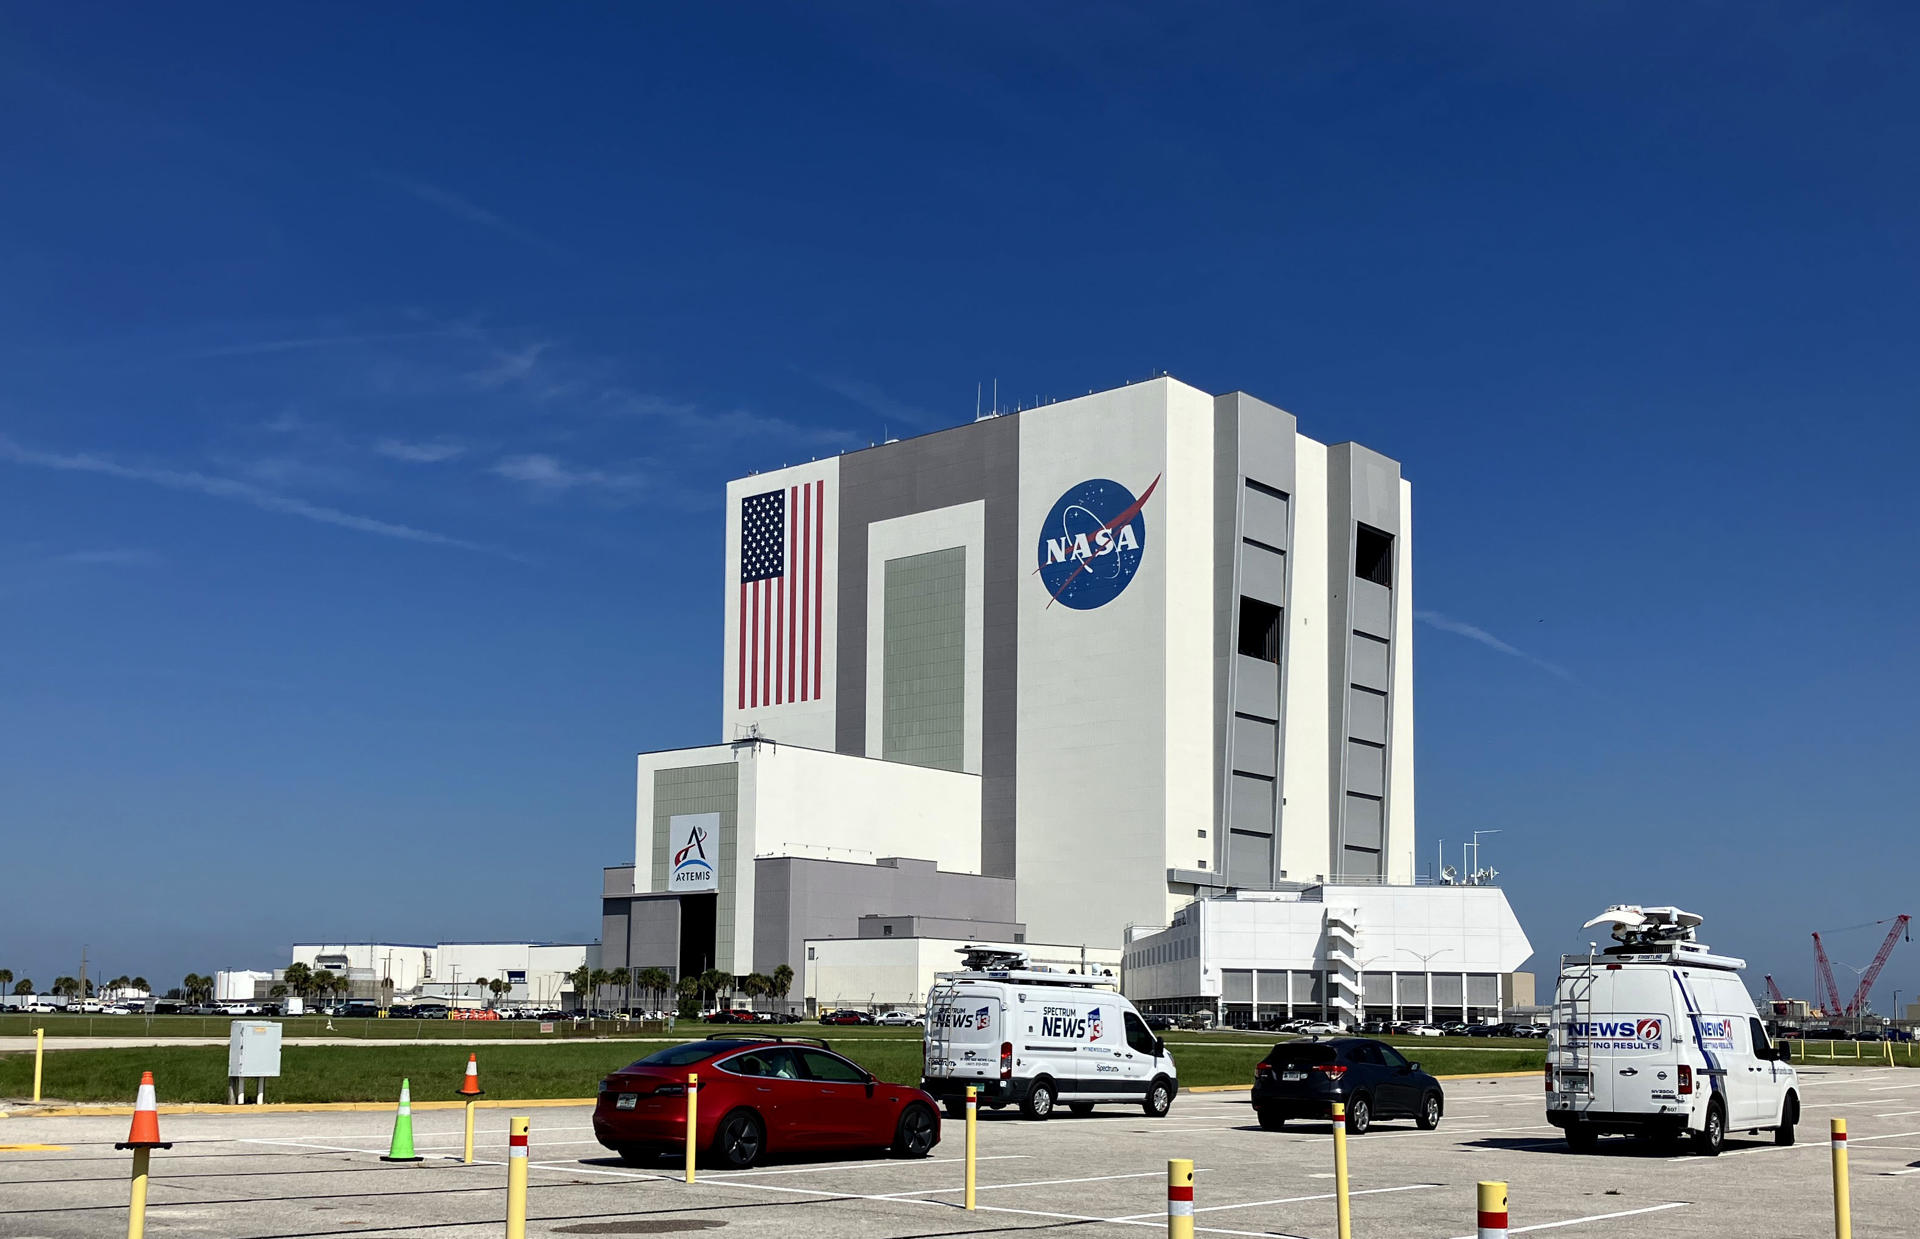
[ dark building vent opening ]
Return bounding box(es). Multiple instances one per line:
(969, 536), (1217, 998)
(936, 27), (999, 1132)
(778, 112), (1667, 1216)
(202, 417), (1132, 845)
(1355, 525), (1393, 587)
(1238, 597), (1282, 662)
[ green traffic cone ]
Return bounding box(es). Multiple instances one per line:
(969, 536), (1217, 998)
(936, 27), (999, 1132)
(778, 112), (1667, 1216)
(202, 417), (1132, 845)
(380, 1077), (424, 1163)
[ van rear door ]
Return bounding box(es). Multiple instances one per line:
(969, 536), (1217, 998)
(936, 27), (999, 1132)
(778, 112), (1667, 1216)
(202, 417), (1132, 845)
(926, 987), (1002, 1085)
(1571, 969), (1675, 1116)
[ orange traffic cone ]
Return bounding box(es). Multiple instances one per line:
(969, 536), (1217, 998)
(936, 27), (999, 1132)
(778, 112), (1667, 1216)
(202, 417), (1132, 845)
(115, 1071), (172, 1150)
(458, 1053), (484, 1097)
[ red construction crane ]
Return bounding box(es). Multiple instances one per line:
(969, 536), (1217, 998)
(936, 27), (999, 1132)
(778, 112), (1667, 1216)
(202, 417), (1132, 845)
(1843, 914), (1911, 1018)
(1812, 933), (1845, 1018)
(1763, 975), (1787, 1015)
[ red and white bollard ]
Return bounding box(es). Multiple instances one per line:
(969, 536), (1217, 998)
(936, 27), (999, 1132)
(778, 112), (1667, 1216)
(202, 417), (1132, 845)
(1477, 1181), (1509, 1239)
(1167, 1159), (1194, 1238)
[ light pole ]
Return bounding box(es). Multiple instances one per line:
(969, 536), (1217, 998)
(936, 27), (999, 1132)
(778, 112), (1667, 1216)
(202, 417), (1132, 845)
(1467, 830), (1502, 884)
(1402, 948), (1453, 1025)
(1354, 955), (1389, 1027)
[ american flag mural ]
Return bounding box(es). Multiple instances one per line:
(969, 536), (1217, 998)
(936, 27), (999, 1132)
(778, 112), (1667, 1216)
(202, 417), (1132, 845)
(739, 479), (826, 708)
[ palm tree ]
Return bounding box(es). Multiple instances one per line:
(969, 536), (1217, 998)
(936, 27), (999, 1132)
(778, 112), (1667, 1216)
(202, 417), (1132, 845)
(609, 967), (631, 1014)
(742, 973), (770, 1012)
(310, 970), (336, 1009)
(589, 969), (611, 1012)
(284, 962), (313, 1000)
(0, 969), (12, 1003)
(699, 968), (731, 1010)
(639, 967), (672, 1015)
(51, 975), (78, 1000)
(472, 977), (490, 1010)
(676, 976), (700, 1015)
(489, 978), (509, 1007)
(567, 964), (592, 1011)
(14, 978), (34, 996)
(331, 975), (351, 1006)
(269, 984), (289, 999)
(772, 963), (794, 1015)
(130, 976), (149, 995)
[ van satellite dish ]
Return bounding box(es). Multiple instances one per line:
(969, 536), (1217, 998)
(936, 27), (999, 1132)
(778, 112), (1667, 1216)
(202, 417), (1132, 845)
(1583, 905), (1705, 947)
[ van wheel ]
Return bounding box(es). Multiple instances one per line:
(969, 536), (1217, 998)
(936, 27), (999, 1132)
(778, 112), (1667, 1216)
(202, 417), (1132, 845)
(1565, 1125), (1598, 1153)
(1343, 1095), (1371, 1135)
(1069, 1103), (1095, 1116)
(1416, 1092), (1442, 1131)
(1022, 1079), (1056, 1120)
(1692, 1100), (1725, 1157)
(1775, 1093), (1799, 1146)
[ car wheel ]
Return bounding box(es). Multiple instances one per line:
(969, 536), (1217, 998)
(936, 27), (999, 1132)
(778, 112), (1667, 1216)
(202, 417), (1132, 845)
(1257, 1106), (1286, 1131)
(1565, 1125), (1598, 1153)
(1069, 1103), (1095, 1116)
(1022, 1078), (1056, 1121)
(943, 1098), (967, 1120)
(614, 1144), (659, 1167)
(1343, 1095), (1371, 1135)
(1416, 1092), (1442, 1131)
(1774, 1093), (1798, 1146)
(711, 1110), (764, 1169)
(1142, 1077), (1173, 1118)
(1692, 1100), (1725, 1157)
(892, 1104), (937, 1158)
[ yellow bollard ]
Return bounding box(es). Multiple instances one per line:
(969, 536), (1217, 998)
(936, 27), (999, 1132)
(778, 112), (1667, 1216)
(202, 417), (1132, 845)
(506, 1117), (529, 1239)
(33, 1028), (45, 1103)
(1331, 1101), (1352, 1239)
(126, 1148), (151, 1239)
(1166, 1158), (1194, 1239)
(1477, 1180), (1509, 1238)
(964, 1086), (978, 1210)
(684, 1072), (699, 1184)
(464, 1099), (477, 1165)
(1831, 1118), (1851, 1239)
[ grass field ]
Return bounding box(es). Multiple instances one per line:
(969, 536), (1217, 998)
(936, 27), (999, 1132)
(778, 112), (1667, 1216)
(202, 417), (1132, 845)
(0, 1013), (681, 1040)
(1, 1030), (1545, 1105)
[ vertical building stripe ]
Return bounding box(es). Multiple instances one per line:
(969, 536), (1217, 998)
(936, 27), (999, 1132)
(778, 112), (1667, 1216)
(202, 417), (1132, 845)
(814, 478), (824, 700)
(788, 485), (798, 703)
(749, 580), (759, 708)
(737, 580), (746, 709)
(798, 482), (809, 700)
(774, 509), (784, 705)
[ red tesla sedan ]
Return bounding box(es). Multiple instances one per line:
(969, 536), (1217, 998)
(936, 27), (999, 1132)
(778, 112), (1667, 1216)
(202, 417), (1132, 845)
(592, 1035), (941, 1169)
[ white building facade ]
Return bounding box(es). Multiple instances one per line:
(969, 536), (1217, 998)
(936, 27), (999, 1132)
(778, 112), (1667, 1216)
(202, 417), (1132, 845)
(1123, 885), (1532, 1025)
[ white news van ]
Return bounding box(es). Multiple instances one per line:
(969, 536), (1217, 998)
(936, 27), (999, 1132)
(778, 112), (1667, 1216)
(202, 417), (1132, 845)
(921, 948), (1178, 1121)
(1547, 905), (1798, 1156)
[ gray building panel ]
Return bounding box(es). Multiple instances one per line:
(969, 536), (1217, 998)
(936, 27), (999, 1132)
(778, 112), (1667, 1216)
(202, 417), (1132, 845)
(1231, 716), (1277, 778)
(836, 417), (1020, 876)
(1326, 444), (1403, 881)
(1242, 487), (1289, 551)
(651, 762), (740, 965)
(1240, 543), (1287, 606)
(1351, 579), (1392, 640)
(753, 854), (1018, 999)
(1349, 633), (1390, 692)
(881, 548), (967, 771)
(1229, 773), (1276, 832)
(1348, 687), (1387, 745)
(1346, 740), (1386, 797)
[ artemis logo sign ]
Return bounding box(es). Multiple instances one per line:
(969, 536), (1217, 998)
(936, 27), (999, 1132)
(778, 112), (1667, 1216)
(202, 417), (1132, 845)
(1036, 475), (1160, 610)
(669, 812), (719, 892)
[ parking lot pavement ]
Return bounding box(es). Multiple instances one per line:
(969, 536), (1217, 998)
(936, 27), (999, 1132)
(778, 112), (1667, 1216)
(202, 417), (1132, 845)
(2, 1069), (1917, 1238)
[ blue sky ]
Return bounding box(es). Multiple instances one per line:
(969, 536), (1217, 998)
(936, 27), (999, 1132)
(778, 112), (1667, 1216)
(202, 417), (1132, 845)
(4, 5), (1916, 1008)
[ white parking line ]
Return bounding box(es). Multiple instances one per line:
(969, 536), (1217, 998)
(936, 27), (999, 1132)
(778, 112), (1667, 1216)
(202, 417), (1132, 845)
(710, 1154), (1027, 1178)
(882, 1167), (1181, 1197)
(1109, 1182), (1438, 1220)
(1877, 1110), (1920, 1118)
(1443, 1201), (1687, 1238)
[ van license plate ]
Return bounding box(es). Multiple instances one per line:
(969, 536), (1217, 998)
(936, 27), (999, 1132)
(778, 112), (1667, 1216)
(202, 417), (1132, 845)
(1281, 1069), (1308, 1081)
(1559, 1072), (1590, 1094)
(616, 1094), (638, 1109)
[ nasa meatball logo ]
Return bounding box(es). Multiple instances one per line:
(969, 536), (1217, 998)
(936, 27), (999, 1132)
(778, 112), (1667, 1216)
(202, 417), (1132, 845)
(1036, 474), (1160, 610)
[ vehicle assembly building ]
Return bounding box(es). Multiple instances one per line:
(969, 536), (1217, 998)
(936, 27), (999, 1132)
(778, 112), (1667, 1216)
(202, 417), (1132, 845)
(601, 375), (1531, 1017)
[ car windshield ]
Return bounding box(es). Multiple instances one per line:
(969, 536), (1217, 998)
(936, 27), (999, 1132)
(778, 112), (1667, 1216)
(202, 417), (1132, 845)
(630, 1041), (731, 1068)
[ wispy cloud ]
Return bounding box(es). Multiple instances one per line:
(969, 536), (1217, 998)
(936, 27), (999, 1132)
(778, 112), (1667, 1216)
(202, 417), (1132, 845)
(383, 175), (566, 257)
(373, 438), (468, 464)
(468, 341), (549, 391)
(812, 374), (944, 432)
(490, 453), (650, 494)
(0, 435), (497, 554)
(191, 329), (466, 360)
(54, 548), (165, 568)
(1416, 609), (1573, 681)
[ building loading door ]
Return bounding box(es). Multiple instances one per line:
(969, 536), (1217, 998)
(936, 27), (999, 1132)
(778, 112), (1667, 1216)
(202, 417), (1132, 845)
(678, 894), (717, 980)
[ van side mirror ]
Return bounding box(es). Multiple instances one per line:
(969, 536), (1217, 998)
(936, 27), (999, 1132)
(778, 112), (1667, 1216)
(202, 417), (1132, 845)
(1154, 1038), (1165, 1057)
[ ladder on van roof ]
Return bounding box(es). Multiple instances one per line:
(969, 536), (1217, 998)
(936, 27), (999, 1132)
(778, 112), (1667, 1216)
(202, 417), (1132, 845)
(925, 980), (960, 1077)
(1555, 954), (1598, 1078)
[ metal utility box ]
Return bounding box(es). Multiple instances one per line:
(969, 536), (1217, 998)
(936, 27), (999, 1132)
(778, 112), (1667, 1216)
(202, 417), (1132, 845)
(228, 1021), (282, 1103)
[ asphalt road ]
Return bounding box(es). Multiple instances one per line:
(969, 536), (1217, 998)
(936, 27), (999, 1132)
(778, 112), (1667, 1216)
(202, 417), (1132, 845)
(2, 1067), (1915, 1238)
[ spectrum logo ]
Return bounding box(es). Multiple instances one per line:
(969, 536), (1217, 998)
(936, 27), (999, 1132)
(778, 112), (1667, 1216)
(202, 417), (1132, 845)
(1036, 475), (1160, 610)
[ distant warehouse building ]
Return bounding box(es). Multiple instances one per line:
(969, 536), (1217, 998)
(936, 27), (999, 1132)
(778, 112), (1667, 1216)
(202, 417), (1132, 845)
(601, 375), (1531, 1011)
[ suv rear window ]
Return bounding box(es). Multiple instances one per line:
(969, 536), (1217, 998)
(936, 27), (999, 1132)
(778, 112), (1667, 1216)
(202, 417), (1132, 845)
(1265, 1044), (1337, 1066)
